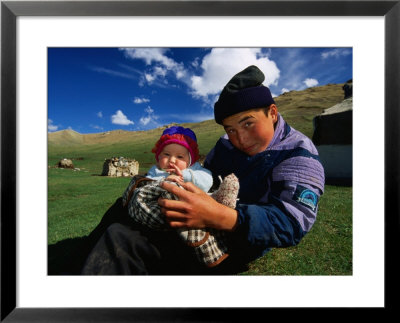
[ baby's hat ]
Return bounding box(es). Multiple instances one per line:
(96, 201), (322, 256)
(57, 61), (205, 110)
(152, 126), (199, 166)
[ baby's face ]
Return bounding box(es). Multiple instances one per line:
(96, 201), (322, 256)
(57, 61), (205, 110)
(158, 143), (190, 171)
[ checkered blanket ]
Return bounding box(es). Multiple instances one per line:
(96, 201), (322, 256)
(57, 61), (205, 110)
(122, 175), (229, 267)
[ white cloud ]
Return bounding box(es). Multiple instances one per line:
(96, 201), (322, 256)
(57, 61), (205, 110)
(121, 48), (175, 68)
(281, 88), (290, 94)
(97, 111), (103, 118)
(120, 48), (280, 105)
(303, 78), (319, 87)
(91, 124), (104, 130)
(144, 106), (154, 114)
(140, 106), (159, 127)
(139, 116), (152, 126)
(48, 119), (58, 132)
(111, 110), (134, 126)
(191, 57), (200, 68)
(154, 66), (167, 77)
(145, 73), (156, 83)
(90, 66), (137, 80)
(189, 48), (280, 100)
(321, 48), (352, 59)
(133, 97), (150, 104)
(176, 70), (185, 79)
(120, 48), (186, 86)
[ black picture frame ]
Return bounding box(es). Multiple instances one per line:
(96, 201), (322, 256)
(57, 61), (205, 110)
(1, 0), (398, 321)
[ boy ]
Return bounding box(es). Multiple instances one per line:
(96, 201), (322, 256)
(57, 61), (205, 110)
(159, 65), (324, 266)
(81, 65), (324, 274)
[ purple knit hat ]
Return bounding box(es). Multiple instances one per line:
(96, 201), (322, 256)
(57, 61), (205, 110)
(161, 126), (197, 142)
(152, 126), (199, 166)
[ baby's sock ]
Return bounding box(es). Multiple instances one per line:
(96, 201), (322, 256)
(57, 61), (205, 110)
(211, 173), (240, 209)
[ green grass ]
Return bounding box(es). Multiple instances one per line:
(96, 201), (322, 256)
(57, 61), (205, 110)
(243, 185), (352, 275)
(48, 168), (131, 244)
(48, 159), (352, 275)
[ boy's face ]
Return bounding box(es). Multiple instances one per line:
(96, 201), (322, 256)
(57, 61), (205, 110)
(158, 143), (190, 171)
(222, 105), (278, 156)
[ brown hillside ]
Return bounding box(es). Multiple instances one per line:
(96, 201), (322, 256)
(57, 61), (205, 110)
(48, 129), (84, 146)
(274, 83), (345, 137)
(275, 83), (344, 111)
(48, 83), (346, 146)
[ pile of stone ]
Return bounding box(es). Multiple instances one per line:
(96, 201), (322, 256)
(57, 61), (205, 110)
(102, 157), (139, 177)
(57, 158), (74, 169)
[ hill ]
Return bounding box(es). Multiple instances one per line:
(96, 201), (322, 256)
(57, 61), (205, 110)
(48, 129), (84, 146)
(48, 82), (345, 148)
(48, 120), (223, 147)
(274, 83), (344, 136)
(48, 83), (345, 174)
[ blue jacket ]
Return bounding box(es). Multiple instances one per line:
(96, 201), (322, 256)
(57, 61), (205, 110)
(147, 162), (213, 193)
(204, 114), (325, 263)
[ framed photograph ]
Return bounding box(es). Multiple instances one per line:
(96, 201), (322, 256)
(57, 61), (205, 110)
(2, 0), (398, 320)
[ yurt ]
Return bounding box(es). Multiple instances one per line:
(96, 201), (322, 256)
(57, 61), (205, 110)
(312, 91), (352, 185)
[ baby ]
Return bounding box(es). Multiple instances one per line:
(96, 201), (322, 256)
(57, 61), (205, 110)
(122, 126), (239, 267)
(147, 125), (213, 193)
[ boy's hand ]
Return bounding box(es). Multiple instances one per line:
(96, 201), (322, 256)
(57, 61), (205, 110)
(158, 181), (238, 231)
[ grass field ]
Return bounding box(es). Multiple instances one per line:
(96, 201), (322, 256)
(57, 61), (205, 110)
(48, 83), (352, 275)
(48, 164), (352, 275)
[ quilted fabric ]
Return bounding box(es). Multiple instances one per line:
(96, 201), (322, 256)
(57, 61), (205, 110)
(123, 174), (239, 267)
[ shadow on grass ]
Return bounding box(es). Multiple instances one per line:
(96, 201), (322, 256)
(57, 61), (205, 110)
(48, 236), (91, 275)
(48, 197), (132, 275)
(325, 177), (352, 187)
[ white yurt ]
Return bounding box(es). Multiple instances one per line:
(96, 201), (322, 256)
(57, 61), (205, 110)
(312, 81), (352, 185)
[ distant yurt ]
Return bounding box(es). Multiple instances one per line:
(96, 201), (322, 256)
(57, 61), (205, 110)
(312, 88), (352, 185)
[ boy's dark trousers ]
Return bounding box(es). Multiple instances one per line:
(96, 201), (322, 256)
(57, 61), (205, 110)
(76, 198), (246, 275)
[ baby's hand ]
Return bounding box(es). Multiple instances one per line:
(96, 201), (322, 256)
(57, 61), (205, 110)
(165, 163), (183, 177)
(166, 174), (184, 184)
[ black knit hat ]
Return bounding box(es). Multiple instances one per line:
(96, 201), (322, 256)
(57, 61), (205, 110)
(214, 65), (275, 124)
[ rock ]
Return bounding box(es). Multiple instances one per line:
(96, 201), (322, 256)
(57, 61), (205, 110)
(58, 158), (74, 169)
(102, 157), (139, 177)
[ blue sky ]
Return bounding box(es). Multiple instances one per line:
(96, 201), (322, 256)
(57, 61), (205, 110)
(48, 47), (352, 134)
